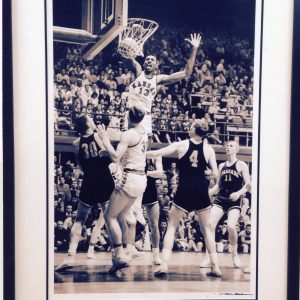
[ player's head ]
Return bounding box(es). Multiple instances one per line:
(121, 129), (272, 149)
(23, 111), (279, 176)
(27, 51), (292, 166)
(57, 221), (64, 229)
(225, 141), (239, 155)
(143, 55), (158, 73)
(74, 114), (94, 135)
(128, 105), (145, 126)
(245, 223), (251, 234)
(189, 119), (209, 138)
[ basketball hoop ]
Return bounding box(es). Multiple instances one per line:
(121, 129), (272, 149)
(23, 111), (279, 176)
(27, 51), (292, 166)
(118, 18), (159, 58)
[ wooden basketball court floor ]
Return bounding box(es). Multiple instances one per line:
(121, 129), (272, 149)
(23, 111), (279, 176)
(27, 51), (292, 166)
(54, 252), (251, 295)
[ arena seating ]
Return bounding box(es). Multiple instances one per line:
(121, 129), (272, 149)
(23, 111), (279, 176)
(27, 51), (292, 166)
(53, 25), (254, 147)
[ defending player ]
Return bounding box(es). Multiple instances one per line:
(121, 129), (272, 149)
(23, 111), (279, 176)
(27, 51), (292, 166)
(143, 156), (164, 265)
(121, 156), (164, 263)
(55, 114), (115, 272)
(206, 141), (251, 274)
(96, 105), (148, 272)
(147, 119), (220, 277)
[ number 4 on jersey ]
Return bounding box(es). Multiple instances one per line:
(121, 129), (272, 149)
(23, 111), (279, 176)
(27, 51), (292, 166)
(189, 150), (198, 167)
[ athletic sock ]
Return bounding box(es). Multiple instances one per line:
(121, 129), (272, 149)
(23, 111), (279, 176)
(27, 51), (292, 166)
(88, 243), (96, 253)
(114, 245), (124, 257)
(209, 252), (219, 267)
(126, 244), (133, 252)
(152, 248), (159, 255)
(68, 222), (82, 255)
(162, 249), (172, 262)
(88, 216), (104, 252)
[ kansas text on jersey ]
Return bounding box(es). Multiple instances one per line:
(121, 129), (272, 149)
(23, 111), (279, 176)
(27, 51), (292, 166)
(128, 71), (157, 113)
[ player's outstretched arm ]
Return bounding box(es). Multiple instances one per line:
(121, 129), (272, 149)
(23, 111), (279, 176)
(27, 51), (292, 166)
(205, 144), (219, 179)
(209, 163), (223, 197)
(128, 56), (142, 77)
(72, 138), (84, 174)
(157, 33), (201, 85)
(147, 142), (180, 158)
(147, 156), (164, 178)
(96, 124), (129, 161)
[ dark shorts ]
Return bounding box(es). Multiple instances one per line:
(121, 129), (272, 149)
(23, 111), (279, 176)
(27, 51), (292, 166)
(79, 176), (115, 207)
(213, 195), (242, 213)
(142, 179), (158, 206)
(173, 177), (211, 213)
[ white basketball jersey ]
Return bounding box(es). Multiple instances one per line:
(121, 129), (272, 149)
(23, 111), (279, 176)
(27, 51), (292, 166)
(128, 71), (158, 113)
(121, 129), (148, 171)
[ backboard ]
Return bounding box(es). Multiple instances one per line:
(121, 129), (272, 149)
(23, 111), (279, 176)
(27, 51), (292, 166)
(53, 0), (128, 60)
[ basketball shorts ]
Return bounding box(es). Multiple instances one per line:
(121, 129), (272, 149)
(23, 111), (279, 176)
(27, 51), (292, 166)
(142, 178), (158, 206)
(213, 195), (242, 212)
(115, 171), (147, 199)
(79, 176), (115, 207)
(173, 178), (211, 213)
(140, 114), (152, 136)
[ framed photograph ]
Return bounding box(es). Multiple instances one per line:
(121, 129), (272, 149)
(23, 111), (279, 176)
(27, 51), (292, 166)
(8, 0), (295, 299)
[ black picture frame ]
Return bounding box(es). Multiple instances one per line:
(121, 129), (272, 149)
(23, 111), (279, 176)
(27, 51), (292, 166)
(287, 0), (300, 299)
(3, 0), (15, 299)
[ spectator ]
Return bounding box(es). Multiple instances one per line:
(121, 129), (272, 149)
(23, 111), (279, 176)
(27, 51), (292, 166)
(56, 176), (71, 203)
(54, 221), (69, 251)
(54, 199), (64, 223)
(239, 223), (251, 253)
(216, 221), (230, 253)
(165, 162), (179, 197)
(63, 210), (77, 231)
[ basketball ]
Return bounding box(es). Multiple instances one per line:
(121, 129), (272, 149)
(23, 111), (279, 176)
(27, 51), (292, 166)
(118, 37), (139, 58)
(132, 24), (144, 36)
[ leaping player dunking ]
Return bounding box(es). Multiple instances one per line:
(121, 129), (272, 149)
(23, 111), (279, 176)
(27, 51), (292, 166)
(126, 33), (201, 136)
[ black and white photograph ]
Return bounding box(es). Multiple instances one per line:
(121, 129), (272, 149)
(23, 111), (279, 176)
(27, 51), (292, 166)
(5, 0), (299, 298)
(5, 0), (297, 298)
(49, 0), (260, 298)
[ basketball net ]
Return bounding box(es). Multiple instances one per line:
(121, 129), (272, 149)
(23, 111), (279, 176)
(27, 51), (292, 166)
(118, 18), (159, 58)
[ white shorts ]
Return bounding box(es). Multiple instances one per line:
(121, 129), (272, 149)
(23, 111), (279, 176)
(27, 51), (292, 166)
(140, 114), (152, 136)
(115, 171), (147, 199)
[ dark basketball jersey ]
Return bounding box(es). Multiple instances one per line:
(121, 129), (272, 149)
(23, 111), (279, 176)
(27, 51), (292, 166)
(173, 140), (211, 212)
(218, 161), (244, 198)
(78, 133), (112, 181)
(178, 140), (208, 180)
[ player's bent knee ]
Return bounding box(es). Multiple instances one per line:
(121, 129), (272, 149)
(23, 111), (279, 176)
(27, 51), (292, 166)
(205, 220), (215, 233)
(227, 223), (236, 232)
(75, 201), (92, 224)
(125, 210), (137, 225)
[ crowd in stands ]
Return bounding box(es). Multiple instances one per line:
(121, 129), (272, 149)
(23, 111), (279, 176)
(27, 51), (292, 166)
(54, 25), (254, 146)
(54, 157), (252, 254)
